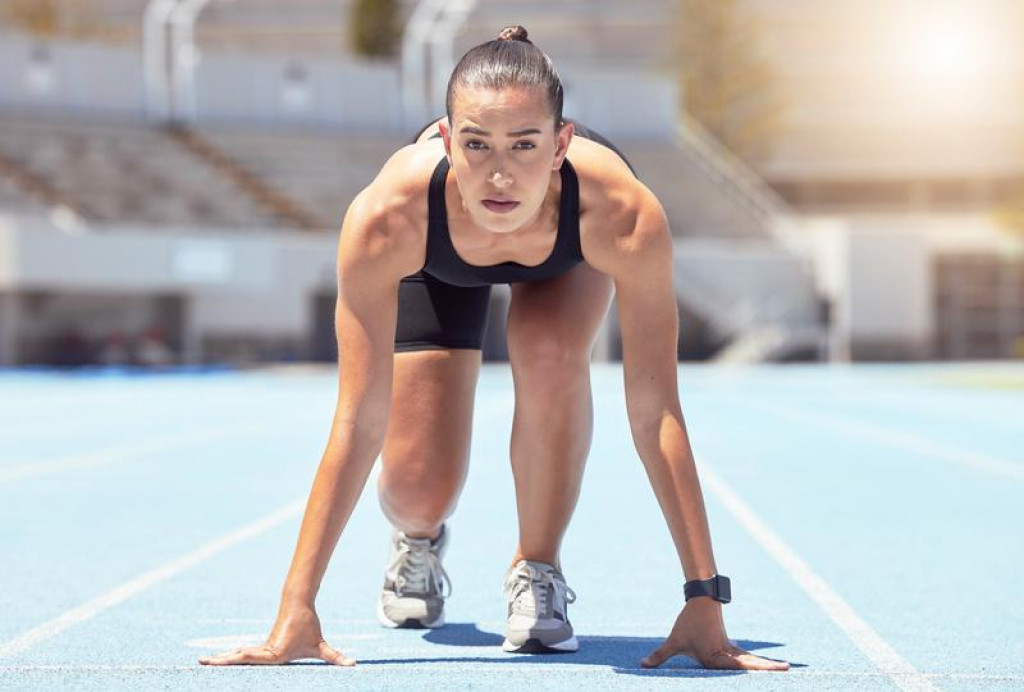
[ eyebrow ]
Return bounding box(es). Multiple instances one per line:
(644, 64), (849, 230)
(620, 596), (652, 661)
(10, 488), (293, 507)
(459, 126), (543, 137)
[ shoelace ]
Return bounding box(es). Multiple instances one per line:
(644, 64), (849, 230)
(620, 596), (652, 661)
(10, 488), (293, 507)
(388, 535), (451, 598)
(506, 563), (576, 618)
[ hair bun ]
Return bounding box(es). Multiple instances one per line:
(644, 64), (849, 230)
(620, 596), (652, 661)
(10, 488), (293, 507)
(497, 25), (530, 43)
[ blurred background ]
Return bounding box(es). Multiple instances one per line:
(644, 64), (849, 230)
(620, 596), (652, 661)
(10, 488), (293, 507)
(0, 0), (1021, 368)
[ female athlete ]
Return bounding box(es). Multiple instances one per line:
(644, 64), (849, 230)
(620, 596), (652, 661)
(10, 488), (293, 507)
(199, 25), (790, 672)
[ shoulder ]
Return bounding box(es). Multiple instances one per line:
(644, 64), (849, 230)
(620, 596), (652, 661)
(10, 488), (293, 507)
(338, 140), (446, 281)
(568, 136), (670, 279)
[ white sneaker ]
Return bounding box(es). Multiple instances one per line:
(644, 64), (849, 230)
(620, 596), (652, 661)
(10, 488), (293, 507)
(502, 559), (578, 653)
(377, 524), (451, 629)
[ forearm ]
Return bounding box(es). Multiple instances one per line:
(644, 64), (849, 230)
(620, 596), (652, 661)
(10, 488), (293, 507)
(280, 418), (384, 607)
(631, 409), (718, 582)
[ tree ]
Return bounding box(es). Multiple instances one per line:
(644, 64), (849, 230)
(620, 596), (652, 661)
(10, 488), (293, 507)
(0, 0), (113, 42)
(994, 49), (1024, 238)
(994, 185), (1024, 238)
(1, 0), (61, 37)
(350, 0), (402, 59)
(674, 0), (785, 164)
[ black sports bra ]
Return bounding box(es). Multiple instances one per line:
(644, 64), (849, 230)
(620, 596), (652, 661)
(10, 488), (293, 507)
(420, 156), (585, 288)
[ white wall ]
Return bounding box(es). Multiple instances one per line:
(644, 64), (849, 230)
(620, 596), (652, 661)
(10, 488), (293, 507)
(0, 32), (678, 136)
(0, 214), (337, 361)
(0, 32), (146, 116)
(188, 237), (337, 336)
(562, 66), (678, 136)
(192, 52), (403, 130)
(811, 219), (933, 359)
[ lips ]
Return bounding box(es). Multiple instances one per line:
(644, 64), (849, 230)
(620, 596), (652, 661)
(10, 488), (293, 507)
(482, 199), (520, 214)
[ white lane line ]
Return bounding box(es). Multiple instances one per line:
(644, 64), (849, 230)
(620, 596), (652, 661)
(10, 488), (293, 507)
(729, 398), (1024, 482)
(0, 404), (291, 440)
(0, 498), (306, 659)
(696, 460), (939, 692)
(0, 665), (1018, 681)
(731, 377), (1024, 433)
(0, 425), (254, 482)
(0, 418), (318, 483)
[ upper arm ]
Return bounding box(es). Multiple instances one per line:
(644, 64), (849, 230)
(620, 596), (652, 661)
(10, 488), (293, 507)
(333, 180), (421, 437)
(592, 183), (681, 432)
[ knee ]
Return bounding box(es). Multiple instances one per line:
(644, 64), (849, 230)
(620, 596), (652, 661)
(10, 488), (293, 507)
(508, 329), (591, 378)
(378, 462), (460, 531)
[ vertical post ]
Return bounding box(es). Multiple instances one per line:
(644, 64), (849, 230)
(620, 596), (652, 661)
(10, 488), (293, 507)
(0, 292), (20, 367)
(143, 0), (180, 122)
(401, 0), (448, 130)
(181, 294), (205, 365)
(428, 0), (477, 117)
(169, 0), (212, 123)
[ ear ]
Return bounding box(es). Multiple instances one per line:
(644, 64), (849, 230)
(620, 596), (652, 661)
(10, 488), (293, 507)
(553, 120), (574, 170)
(438, 118), (453, 162)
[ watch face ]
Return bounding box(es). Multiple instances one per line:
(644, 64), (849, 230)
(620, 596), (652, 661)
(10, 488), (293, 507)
(716, 576), (732, 603)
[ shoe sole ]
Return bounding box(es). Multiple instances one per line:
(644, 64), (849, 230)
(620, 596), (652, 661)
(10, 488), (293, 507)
(376, 597), (445, 629)
(502, 635), (578, 654)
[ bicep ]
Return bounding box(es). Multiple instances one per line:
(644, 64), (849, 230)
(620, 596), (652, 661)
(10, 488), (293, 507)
(332, 195), (405, 436)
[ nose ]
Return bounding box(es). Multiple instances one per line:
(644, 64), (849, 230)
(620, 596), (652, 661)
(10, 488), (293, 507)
(489, 167), (513, 188)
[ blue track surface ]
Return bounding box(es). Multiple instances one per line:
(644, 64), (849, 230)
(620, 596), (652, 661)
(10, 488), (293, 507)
(1, 363), (1022, 690)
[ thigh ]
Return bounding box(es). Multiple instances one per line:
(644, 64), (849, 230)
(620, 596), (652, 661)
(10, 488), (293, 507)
(506, 262), (615, 369)
(381, 348), (480, 485)
(384, 271), (488, 482)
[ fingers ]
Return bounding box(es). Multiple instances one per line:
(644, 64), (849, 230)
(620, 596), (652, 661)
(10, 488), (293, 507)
(317, 639), (356, 667)
(640, 642), (790, 671)
(705, 646), (790, 671)
(640, 640), (682, 669)
(731, 651), (790, 671)
(197, 645), (280, 666)
(197, 641), (357, 667)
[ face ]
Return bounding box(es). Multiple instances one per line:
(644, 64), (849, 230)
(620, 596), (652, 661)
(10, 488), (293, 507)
(440, 87), (573, 234)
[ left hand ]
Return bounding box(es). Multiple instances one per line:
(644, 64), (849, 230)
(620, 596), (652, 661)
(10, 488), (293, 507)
(640, 597), (790, 671)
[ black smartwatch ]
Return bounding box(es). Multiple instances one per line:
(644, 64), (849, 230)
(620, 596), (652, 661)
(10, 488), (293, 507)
(684, 574), (731, 604)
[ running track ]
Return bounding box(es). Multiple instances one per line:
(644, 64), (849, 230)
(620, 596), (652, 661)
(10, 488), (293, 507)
(1, 362), (1021, 690)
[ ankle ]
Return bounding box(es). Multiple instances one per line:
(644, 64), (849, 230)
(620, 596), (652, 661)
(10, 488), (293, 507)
(400, 523), (444, 542)
(510, 552), (560, 572)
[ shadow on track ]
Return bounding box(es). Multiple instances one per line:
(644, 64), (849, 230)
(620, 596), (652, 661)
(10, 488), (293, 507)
(354, 622), (803, 676)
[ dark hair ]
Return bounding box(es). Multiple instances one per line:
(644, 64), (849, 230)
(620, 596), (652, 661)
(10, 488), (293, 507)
(445, 25), (564, 128)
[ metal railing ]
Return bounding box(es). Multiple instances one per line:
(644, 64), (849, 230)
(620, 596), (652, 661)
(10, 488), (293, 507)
(401, 0), (479, 128)
(674, 112), (805, 256)
(143, 0), (214, 123)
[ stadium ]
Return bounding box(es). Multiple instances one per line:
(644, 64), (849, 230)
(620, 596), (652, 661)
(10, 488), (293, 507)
(1, 2), (1022, 690)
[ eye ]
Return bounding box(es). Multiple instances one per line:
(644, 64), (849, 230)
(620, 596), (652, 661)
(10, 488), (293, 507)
(513, 141), (536, 150)
(465, 140), (488, 151)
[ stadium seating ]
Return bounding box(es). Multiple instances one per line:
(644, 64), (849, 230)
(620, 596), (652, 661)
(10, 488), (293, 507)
(193, 125), (403, 231)
(0, 170), (47, 216)
(0, 109), (783, 241)
(0, 113), (308, 229)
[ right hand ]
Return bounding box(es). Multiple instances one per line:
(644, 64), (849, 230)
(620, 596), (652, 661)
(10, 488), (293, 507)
(198, 604), (355, 667)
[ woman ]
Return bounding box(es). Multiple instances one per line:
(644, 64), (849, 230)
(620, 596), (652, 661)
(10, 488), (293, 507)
(199, 26), (789, 671)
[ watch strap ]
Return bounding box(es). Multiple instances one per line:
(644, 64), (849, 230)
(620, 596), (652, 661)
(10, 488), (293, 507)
(684, 574), (731, 603)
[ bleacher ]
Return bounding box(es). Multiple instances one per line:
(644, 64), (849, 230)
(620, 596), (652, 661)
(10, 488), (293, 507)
(0, 107), (783, 241)
(177, 124), (780, 242)
(193, 125), (404, 231)
(0, 114), (308, 229)
(0, 171), (46, 216)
